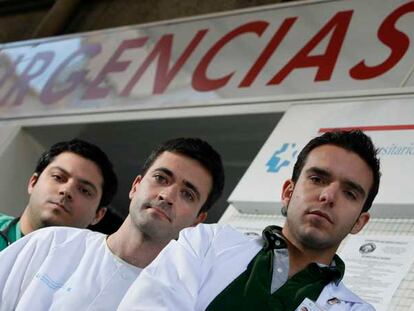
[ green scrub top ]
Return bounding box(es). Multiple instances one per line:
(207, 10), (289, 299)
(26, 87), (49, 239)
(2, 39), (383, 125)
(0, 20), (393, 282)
(0, 213), (23, 251)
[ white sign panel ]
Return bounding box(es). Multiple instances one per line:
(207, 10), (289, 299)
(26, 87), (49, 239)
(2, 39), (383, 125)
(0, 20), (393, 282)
(1, 0), (414, 119)
(229, 99), (414, 218)
(339, 235), (414, 311)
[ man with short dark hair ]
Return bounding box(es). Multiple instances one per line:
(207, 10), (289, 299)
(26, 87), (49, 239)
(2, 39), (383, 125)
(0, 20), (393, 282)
(0, 137), (225, 310)
(118, 130), (380, 311)
(0, 139), (118, 251)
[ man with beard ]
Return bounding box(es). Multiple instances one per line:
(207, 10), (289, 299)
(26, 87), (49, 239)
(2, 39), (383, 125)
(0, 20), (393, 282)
(0, 137), (224, 310)
(118, 130), (380, 311)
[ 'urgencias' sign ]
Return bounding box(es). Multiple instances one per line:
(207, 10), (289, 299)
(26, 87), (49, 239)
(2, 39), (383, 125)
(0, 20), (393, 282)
(1, 0), (414, 118)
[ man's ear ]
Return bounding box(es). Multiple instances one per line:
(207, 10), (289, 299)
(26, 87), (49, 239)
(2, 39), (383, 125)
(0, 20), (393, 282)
(129, 175), (142, 199)
(281, 179), (294, 208)
(351, 212), (370, 234)
(27, 173), (39, 194)
(193, 212), (207, 226)
(91, 207), (107, 225)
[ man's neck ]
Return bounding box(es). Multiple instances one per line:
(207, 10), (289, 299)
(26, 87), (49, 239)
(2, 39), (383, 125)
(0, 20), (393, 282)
(106, 217), (167, 268)
(19, 208), (37, 235)
(281, 235), (337, 277)
(286, 245), (335, 278)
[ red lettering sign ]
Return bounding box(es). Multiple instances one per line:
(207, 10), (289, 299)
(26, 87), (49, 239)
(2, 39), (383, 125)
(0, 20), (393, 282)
(0, 1), (411, 113)
(41, 44), (101, 104)
(192, 21), (269, 92)
(350, 1), (414, 80)
(268, 10), (353, 85)
(121, 30), (208, 96)
(0, 51), (54, 106)
(83, 38), (147, 100)
(239, 17), (297, 88)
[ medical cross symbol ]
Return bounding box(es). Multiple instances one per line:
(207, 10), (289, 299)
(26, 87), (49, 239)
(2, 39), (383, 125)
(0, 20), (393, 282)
(266, 143), (298, 173)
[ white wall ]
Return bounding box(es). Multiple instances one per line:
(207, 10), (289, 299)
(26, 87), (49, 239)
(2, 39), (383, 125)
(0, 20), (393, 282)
(0, 126), (44, 216)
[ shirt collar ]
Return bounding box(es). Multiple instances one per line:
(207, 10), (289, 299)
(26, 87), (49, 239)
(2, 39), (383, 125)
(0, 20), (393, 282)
(261, 225), (345, 283)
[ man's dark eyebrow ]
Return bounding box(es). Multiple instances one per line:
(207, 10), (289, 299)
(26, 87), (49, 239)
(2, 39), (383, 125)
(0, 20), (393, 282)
(153, 167), (173, 178)
(306, 167), (366, 198)
(153, 167), (201, 201)
(343, 180), (366, 198)
(306, 167), (331, 179)
(50, 166), (99, 193)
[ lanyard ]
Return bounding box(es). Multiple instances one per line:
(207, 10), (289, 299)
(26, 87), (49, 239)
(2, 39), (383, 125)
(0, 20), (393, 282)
(0, 217), (20, 246)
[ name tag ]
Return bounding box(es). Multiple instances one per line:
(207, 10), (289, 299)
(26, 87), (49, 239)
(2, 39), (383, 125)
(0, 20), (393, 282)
(295, 298), (326, 311)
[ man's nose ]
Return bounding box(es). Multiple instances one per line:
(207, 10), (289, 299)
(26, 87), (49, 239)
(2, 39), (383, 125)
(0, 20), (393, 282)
(318, 182), (339, 207)
(59, 182), (74, 200)
(157, 185), (178, 205)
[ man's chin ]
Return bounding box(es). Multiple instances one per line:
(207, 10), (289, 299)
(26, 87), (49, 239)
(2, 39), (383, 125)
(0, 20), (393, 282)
(39, 213), (70, 228)
(147, 208), (171, 222)
(300, 232), (336, 250)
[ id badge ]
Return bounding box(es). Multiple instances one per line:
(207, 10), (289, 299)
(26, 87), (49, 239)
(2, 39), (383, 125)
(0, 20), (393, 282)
(295, 298), (326, 311)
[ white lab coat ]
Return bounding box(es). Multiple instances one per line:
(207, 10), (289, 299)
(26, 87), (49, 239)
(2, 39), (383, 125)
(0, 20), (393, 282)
(0, 227), (141, 311)
(118, 224), (375, 311)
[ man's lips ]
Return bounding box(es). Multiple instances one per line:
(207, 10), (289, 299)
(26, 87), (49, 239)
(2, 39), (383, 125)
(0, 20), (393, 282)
(307, 210), (333, 224)
(146, 206), (172, 222)
(49, 201), (70, 214)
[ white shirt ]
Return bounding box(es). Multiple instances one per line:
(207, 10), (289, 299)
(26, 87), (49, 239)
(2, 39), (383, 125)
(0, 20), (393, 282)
(118, 223), (375, 311)
(0, 227), (141, 311)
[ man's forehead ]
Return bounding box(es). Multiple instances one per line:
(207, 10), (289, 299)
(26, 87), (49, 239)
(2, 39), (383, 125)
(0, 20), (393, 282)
(305, 145), (361, 164)
(303, 145), (373, 191)
(46, 152), (103, 184)
(305, 144), (344, 161)
(149, 151), (212, 190)
(149, 151), (198, 173)
(48, 151), (87, 165)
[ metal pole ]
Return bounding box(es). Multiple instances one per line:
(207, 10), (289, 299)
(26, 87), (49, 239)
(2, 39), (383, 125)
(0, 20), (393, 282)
(32, 0), (82, 39)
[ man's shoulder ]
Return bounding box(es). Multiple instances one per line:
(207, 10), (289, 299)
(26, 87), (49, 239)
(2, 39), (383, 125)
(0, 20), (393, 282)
(178, 223), (261, 255)
(25, 227), (105, 249)
(0, 213), (14, 228)
(179, 223), (245, 242)
(31, 226), (95, 236)
(0, 212), (13, 219)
